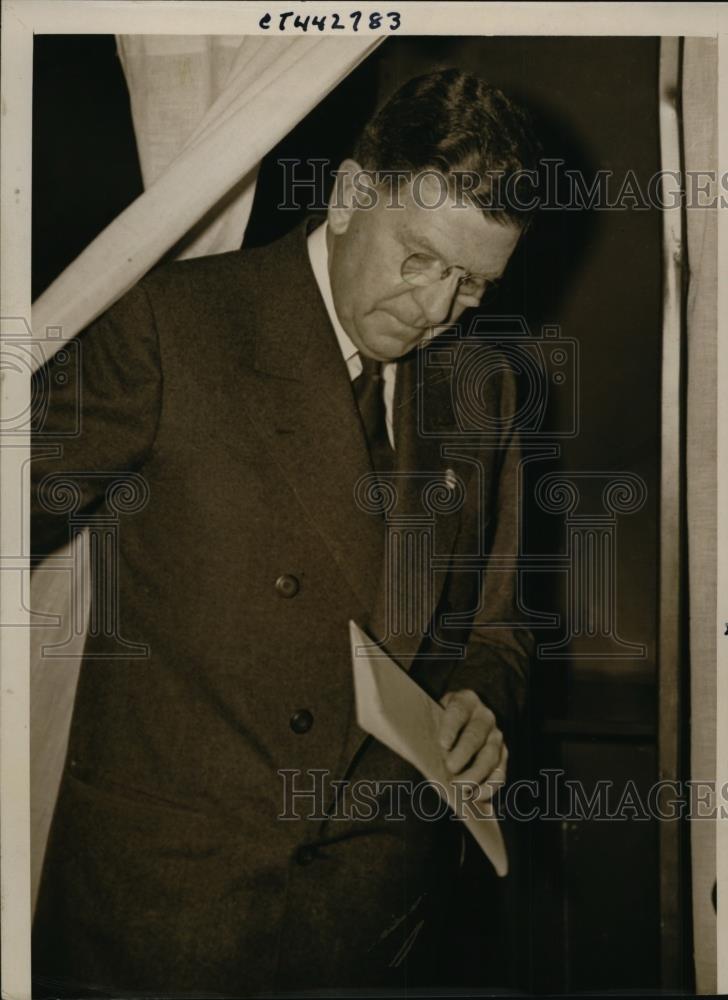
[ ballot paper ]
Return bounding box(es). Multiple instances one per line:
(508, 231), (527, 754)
(349, 620), (508, 877)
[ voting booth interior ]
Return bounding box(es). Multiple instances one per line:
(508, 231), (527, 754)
(30, 34), (716, 994)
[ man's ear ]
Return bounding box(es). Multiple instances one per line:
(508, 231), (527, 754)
(328, 158), (366, 235)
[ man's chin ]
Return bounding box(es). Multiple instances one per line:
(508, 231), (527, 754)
(360, 324), (430, 362)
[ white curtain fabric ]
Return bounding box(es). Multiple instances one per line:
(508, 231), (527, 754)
(30, 33), (380, 907)
(118, 36), (246, 186)
(30, 535), (88, 909)
(683, 36), (718, 995)
(117, 34), (259, 260)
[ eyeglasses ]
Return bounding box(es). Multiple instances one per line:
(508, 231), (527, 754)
(400, 252), (494, 299)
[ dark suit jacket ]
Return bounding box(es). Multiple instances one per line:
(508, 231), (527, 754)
(31, 222), (532, 996)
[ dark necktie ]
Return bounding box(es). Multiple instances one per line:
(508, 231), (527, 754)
(353, 355), (394, 475)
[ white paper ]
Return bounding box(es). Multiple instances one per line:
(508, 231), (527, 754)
(349, 620), (508, 877)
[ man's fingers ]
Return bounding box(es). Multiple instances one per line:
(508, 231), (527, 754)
(453, 728), (504, 784)
(438, 690), (478, 751)
(489, 741), (509, 785)
(475, 742), (509, 801)
(445, 715), (491, 773)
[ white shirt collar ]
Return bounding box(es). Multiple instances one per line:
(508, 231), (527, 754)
(307, 220), (358, 366)
(306, 219), (396, 449)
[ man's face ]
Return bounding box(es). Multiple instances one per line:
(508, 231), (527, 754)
(327, 164), (522, 362)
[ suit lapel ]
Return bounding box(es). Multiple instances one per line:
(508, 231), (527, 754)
(235, 223), (385, 616)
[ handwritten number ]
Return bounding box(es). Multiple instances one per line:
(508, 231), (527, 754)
(263, 9), (401, 32)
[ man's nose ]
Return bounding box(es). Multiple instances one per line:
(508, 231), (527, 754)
(411, 274), (460, 327)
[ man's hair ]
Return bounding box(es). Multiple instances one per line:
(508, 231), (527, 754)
(353, 68), (542, 229)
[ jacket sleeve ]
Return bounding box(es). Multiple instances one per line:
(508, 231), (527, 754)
(31, 282), (163, 561)
(444, 365), (533, 746)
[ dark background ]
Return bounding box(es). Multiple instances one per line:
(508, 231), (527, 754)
(33, 34), (688, 993)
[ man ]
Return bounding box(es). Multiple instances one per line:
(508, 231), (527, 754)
(31, 69), (539, 995)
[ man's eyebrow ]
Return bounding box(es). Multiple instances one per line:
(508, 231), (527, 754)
(399, 226), (440, 256)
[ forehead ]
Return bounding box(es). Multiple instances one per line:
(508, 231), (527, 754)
(380, 177), (521, 277)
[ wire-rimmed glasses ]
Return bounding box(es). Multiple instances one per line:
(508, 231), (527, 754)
(400, 252), (493, 299)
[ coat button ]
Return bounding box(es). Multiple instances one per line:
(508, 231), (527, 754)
(295, 844), (317, 866)
(275, 574), (300, 598)
(290, 709), (313, 734)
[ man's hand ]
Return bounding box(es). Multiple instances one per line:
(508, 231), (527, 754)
(438, 689), (508, 800)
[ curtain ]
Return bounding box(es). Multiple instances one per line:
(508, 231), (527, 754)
(683, 36), (718, 995)
(30, 33), (380, 906)
(116, 34), (259, 261)
(31, 34), (379, 355)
